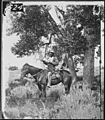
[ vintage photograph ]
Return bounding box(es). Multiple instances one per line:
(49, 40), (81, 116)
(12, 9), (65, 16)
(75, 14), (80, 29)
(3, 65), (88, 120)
(1, 1), (104, 119)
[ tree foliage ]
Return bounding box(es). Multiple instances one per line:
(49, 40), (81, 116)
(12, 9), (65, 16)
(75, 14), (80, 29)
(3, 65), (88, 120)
(51, 5), (103, 66)
(54, 5), (102, 55)
(7, 5), (53, 57)
(6, 5), (104, 59)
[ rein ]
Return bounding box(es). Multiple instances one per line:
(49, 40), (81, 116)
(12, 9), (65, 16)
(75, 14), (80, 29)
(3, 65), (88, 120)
(32, 69), (44, 77)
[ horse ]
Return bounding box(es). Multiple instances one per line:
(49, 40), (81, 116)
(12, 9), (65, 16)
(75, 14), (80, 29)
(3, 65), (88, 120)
(20, 63), (72, 98)
(20, 63), (42, 79)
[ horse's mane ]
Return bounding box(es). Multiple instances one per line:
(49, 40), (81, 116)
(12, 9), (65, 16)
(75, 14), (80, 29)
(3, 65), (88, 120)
(23, 63), (29, 67)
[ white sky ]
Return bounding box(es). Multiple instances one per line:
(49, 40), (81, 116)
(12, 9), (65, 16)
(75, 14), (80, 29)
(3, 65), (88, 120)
(2, 2), (104, 69)
(2, 15), (46, 69)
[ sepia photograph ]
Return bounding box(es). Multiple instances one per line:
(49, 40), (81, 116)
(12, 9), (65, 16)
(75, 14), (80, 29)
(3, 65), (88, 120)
(1, 1), (104, 119)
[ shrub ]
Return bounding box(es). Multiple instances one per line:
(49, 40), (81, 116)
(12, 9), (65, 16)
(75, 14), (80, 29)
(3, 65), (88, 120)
(8, 79), (28, 89)
(10, 86), (29, 99)
(3, 108), (20, 119)
(8, 66), (18, 71)
(5, 79), (103, 119)
(5, 88), (11, 96)
(8, 81), (20, 89)
(6, 86), (34, 107)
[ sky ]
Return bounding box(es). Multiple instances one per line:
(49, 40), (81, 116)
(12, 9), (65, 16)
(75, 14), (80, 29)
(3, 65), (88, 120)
(2, 2), (104, 69)
(2, 15), (46, 69)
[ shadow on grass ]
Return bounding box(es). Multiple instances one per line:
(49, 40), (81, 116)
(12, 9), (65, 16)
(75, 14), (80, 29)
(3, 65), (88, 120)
(44, 90), (60, 109)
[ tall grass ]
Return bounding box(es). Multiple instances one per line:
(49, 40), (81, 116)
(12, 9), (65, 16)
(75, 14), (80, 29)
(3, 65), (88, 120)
(3, 69), (104, 119)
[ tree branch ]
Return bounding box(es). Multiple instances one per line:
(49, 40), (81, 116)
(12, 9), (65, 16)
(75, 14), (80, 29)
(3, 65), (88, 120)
(44, 33), (53, 57)
(42, 6), (66, 38)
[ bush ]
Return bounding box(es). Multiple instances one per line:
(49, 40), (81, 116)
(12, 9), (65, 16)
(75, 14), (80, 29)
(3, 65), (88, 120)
(5, 79), (103, 119)
(6, 86), (33, 107)
(8, 81), (20, 89)
(4, 108), (20, 119)
(5, 88), (11, 96)
(10, 86), (30, 99)
(8, 66), (18, 71)
(8, 79), (28, 89)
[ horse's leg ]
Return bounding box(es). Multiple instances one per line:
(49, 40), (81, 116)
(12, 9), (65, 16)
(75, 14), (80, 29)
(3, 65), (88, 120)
(37, 83), (46, 99)
(64, 77), (72, 95)
(64, 84), (70, 95)
(41, 85), (46, 98)
(37, 83), (42, 98)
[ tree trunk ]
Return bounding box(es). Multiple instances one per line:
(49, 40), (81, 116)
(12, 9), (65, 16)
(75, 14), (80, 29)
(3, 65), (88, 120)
(83, 47), (94, 88)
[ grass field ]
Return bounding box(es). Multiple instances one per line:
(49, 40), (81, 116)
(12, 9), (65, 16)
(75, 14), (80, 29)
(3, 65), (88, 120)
(2, 67), (104, 119)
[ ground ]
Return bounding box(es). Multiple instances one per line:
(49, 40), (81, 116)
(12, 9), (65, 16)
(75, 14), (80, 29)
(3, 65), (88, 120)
(2, 67), (104, 119)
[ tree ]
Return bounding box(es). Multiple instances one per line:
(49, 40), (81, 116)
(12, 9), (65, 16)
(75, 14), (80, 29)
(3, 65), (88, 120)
(8, 66), (18, 71)
(54, 5), (103, 88)
(6, 5), (78, 83)
(7, 5), (54, 57)
(6, 4), (104, 88)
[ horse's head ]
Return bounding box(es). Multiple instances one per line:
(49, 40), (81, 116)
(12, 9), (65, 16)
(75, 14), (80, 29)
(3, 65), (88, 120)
(20, 69), (28, 79)
(20, 63), (29, 79)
